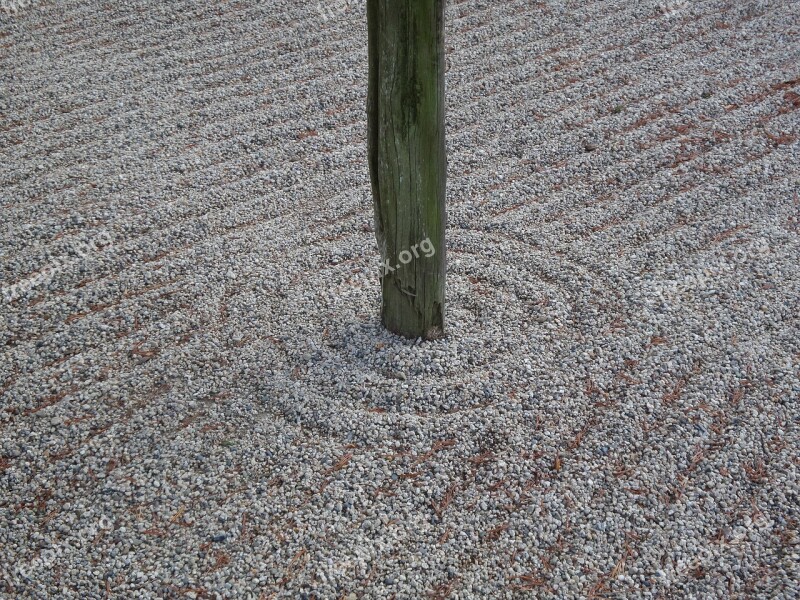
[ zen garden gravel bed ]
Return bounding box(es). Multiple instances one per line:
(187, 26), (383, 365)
(1, 0), (799, 598)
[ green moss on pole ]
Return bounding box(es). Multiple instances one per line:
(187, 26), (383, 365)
(367, 0), (446, 340)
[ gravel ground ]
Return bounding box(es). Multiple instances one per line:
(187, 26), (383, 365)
(1, 0), (799, 598)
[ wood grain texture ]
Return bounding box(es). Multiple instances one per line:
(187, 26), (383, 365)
(368, 0), (446, 340)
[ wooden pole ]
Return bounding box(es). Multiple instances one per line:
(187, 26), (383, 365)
(367, 0), (446, 340)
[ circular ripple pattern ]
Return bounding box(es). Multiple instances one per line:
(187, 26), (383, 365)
(1, 0), (799, 598)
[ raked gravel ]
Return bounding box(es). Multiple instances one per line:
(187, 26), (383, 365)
(1, 0), (799, 598)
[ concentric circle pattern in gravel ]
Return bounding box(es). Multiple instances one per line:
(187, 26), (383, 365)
(1, 0), (799, 598)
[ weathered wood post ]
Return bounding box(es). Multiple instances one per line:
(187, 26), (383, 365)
(367, 0), (446, 340)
